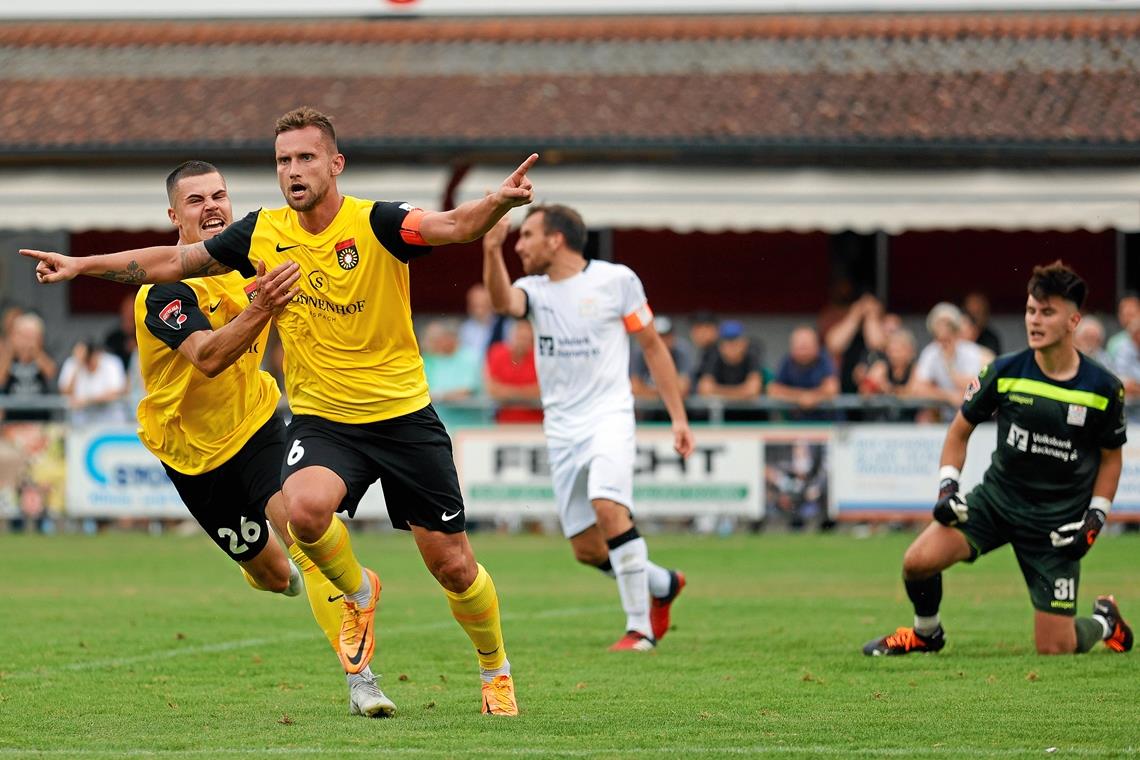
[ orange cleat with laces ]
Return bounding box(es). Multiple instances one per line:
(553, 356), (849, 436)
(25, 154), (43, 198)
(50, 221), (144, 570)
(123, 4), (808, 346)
(481, 674), (519, 716)
(338, 568), (380, 674)
(1094, 596), (1133, 653)
(862, 625), (945, 656)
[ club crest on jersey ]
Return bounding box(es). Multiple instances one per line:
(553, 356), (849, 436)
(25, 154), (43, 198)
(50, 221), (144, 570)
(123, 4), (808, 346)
(1067, 404), (1088, 427)
(335, 239), (360, 271)
(159, 300), (187, 330)
(244, 281), (259, 303)
(963, 376), (980, 402)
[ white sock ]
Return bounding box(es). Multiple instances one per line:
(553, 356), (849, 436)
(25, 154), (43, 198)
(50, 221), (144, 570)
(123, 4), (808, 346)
(647, 561), (671, 598)
(1092, 614), (1112, 640)
(348, 570), (372, 607)
(347, 665), (376, 687)
(610, 537), (652, 638)
(914, 614), (941, 636)
(282, 561), (303, 597)
(480, 658), (511, 683)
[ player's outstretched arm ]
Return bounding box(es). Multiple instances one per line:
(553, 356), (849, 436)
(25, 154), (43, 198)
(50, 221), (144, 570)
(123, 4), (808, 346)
(931, 411), (975, 525)
(481, 215), (528, 318)
(420, 154), (539, 245)
(178, 261), (300, 378)
(635, 324), (694, 458)
(21, 242), (231, 285)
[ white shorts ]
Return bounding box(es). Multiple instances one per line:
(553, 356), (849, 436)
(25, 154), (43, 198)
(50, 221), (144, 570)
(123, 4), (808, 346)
(548, 416), (636, 538)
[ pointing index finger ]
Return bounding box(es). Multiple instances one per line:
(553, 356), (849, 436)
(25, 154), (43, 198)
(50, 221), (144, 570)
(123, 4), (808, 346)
(510, 153), (539, 180)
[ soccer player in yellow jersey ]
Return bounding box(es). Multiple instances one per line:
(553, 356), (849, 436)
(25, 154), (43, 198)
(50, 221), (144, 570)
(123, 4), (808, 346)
(138, 160), (396, 717)
(24, 107), (536, 716)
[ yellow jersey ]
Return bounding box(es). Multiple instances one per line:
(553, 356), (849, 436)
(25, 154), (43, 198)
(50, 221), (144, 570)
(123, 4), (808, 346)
(203, 196), (433, 424)
(135, 271), (280, 475)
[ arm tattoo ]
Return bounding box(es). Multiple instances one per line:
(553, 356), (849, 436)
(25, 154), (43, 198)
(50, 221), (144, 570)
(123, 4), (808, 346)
(99, 261), (148, 285)
(179, 242), (231, 278)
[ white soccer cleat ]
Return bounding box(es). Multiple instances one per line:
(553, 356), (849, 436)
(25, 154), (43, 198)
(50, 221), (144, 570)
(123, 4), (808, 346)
(348, 673), (397, 718)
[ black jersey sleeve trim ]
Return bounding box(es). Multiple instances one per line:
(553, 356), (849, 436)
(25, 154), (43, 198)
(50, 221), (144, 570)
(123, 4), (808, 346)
(369, 201), (433, 263)
(143, 283), (214, 350)
(202, 210), (258, 278)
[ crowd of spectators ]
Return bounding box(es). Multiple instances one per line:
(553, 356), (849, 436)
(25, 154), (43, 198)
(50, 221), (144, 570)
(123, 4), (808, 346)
(13, 282), (1140, 429)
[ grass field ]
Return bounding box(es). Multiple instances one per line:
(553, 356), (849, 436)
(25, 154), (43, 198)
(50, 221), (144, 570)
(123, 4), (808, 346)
(0, 529), (1137, 759)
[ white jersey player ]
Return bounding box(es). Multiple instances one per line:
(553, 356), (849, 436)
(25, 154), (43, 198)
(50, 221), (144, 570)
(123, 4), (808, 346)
(483, 204), (695, 651)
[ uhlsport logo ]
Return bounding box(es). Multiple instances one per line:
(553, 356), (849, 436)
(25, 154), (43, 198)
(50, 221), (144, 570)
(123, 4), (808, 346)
(336, 238), (360, 271)
(159, 300), (187, 329)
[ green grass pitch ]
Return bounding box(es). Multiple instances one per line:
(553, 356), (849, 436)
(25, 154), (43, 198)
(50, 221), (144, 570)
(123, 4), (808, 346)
(0, 530), (1137, 758)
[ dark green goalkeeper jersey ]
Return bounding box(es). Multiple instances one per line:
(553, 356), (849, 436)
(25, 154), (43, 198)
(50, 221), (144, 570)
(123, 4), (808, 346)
(961, 348), (1127, 524)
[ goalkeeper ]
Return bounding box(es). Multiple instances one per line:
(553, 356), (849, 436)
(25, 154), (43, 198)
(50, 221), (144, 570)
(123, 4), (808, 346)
(864, 261), (1132, 656)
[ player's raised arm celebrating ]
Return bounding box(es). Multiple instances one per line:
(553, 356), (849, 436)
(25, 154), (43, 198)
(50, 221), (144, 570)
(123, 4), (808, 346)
(21, 241), (232, 285)
(419, 154), (538, 246)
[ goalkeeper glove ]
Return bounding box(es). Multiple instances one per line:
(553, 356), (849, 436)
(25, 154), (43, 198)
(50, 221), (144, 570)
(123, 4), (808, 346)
(933, 466), (967, 526)
(1049, 507), (1107, 560)
(933, 493), (969, 526)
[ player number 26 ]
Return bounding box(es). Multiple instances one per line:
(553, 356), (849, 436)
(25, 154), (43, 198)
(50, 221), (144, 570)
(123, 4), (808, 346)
(217, 516), (262, 556)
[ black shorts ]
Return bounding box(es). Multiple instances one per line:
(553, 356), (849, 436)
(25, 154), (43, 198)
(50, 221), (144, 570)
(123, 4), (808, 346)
(957, 481), (1084, 616)
(282, 404), (466, 533)
(163, 414), (285, 562)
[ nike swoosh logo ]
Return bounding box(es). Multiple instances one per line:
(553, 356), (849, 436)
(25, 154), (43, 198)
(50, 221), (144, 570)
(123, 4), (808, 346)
(441, 510), (461, 522)
(345, 624), (369, 666)
(327, 594), (344, 603)
(208, 301), (222, 313)
(275, 243), (300, 252)
(477, 647), (499, 656)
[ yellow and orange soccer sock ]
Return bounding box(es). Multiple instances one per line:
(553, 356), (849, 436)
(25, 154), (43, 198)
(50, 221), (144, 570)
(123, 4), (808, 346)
(287, 516), (365, 597)
(288, 543), (342, 652)
(445, 563), (508, 674)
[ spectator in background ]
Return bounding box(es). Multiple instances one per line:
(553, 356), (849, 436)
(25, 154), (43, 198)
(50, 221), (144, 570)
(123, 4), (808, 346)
(58, 338), (128, 426)
(823, 292), (887, 395)
(0, 313), (58, 422)
(104, 292), (139, 372)
(767, 325), (840, 419)
(420, 318), (484, 429)
(0, 303), (25, 346)
(908, 302), (990, 416)
(851, 310), (903, 391)
(485, 318), (542, 424)
(1074, 315), (1112, 367)
(1111, 316), (1140, 403)
(631, 316), (693, 400)
(688, 310), (719, 365)
(696, 320), (763, 400)
(861, 328), (918, 396)
(1106, 291), (1140, 364)
(860, 328), (919, 422)
(962, 291), (1002, 355)
(459, 283), (501, 357)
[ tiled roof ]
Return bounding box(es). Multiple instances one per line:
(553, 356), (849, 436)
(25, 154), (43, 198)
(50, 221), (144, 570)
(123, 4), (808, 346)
(3, 14), (1140, 163)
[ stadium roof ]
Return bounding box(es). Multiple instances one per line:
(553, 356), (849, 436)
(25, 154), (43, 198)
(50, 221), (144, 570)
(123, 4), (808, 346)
(3, 13), (1140, 166)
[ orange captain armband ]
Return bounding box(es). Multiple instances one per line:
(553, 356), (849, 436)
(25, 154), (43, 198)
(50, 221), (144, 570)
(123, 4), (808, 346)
(399, 208), (428, 246)
(622, 303), (654, 333)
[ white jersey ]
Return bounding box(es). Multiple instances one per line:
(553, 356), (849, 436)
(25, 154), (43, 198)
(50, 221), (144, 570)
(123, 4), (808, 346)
(515, 259), (653, 444)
